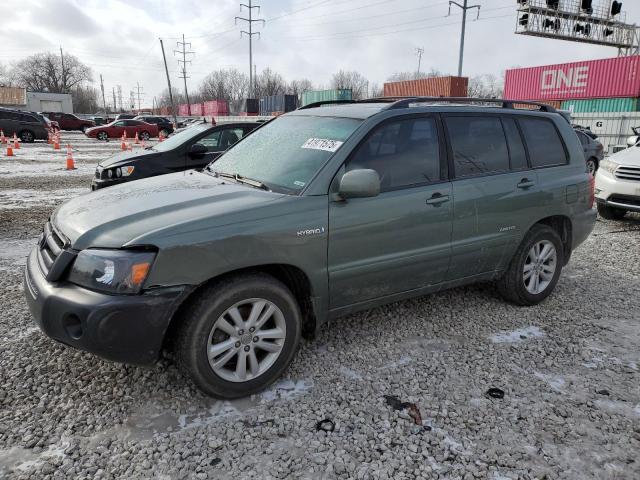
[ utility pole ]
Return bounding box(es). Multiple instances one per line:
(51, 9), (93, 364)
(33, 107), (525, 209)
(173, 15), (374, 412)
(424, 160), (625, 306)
(59, 46), (66, 92)
(448, 0), (480, 77)
(159, 39), (177, 123)
(112, 87), (117, 113)
(117, 85), (123, 112)
(175, 34), (194, 115)
(134, 82), (144, 112)
(236, 1), (264, 98)
(415, 47), (424, 77)
(99, 74), (107, 113)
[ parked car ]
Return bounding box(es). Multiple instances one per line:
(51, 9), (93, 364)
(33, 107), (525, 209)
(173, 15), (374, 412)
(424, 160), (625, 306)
(114, 113), (136, 121)
(41, 112), (95, 132)
(85, 119), (159, 141)
(575, 128), (604, 175)
(133, 115), (176, 136)
(0, 107), (49, 142)
(24, 98), (595, 398)
(40, 114), (60, 132)
(91, 122), (260, 189)
(595, 145), (640, 220)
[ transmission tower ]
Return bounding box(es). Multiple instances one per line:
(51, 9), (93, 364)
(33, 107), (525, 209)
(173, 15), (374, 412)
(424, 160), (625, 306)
(415, 47), (424, 76)
(134, 82), (145, 112)
(117, 85), (123, 112)
(448, 1), (481, 77)
(236, 1), (264, 97)
(175, 34), (194, 115)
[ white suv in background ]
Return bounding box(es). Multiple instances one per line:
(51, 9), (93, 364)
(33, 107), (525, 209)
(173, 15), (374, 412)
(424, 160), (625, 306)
(595, 146), (640, 220)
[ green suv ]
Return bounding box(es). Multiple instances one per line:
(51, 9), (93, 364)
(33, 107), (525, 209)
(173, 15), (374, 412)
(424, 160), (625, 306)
(24, 98), (596, 398)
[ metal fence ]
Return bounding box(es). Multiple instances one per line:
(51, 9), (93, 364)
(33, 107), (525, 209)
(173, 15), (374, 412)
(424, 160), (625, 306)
(571, 112), (640, 155)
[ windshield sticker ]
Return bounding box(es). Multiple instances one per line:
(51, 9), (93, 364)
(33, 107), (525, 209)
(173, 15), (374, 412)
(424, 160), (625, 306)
(294, 180), (306, 187)
(301, 138), (344, 152)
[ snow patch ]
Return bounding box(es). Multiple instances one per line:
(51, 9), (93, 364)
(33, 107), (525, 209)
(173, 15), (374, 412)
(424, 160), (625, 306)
(534, 372), (565, 392)
(490, 326), (544, 344)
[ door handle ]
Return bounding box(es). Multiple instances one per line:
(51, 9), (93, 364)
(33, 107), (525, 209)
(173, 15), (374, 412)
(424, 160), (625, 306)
(426, 193), (450, 206)
(517, 179), (535, 189)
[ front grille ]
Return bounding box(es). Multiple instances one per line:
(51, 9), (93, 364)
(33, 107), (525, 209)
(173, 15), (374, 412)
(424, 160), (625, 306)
(37, 222), (76, 281)
(615, 165), (640, 181)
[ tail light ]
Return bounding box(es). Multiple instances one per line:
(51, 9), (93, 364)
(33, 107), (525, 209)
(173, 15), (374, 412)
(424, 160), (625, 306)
(588, 174), (595, 208)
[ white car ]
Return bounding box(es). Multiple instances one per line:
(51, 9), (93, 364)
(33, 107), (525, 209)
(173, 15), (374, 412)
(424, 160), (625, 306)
(595, 145), (640, 220)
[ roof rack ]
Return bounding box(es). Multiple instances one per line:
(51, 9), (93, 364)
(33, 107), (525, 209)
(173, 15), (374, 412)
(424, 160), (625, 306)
(297, 99), (356, 110)
(379, 97), (558, 113)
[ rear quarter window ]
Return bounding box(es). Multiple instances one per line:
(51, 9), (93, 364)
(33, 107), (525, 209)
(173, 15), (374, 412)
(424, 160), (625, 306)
(518, 118), (568, 168)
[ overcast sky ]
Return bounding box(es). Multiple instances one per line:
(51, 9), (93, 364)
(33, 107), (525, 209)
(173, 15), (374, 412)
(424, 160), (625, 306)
(3, 0), (640, 108)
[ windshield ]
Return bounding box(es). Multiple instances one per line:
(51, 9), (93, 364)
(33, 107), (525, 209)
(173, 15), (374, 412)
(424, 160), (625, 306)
(209, 115), (362, 194)
(152, 124), (211, 152)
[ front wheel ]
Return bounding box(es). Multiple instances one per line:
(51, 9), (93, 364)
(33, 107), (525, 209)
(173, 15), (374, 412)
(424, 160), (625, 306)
(497, 225), (564, 306)
(597, 202), (627, 220)
(96, 131), (108, 141)
(140, 131), (150, 141)
(19, 130), (34, 143)
(175, 273), (302, 399)
(586, 157), (598, 175)
(160, 128), (170, 137)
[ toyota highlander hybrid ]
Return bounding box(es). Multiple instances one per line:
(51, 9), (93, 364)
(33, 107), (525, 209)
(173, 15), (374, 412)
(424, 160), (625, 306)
(24, 98), (596, 399)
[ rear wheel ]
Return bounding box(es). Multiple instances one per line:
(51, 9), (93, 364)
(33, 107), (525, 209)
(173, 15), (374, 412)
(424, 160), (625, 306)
(586, 157), (598, 175)
(19, 130), (34, 143)
(175, 273), (302, 399)
(96, 131), (108, 141)
(597, 202), (627, 220)
(140, 131), (150, 141)
(497, 224), (564, 306)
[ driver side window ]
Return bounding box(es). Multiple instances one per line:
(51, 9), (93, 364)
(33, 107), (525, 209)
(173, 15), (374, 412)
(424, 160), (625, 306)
(198, 130), (222, 151)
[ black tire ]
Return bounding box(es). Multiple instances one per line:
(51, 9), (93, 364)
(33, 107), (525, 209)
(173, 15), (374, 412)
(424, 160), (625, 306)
(160, 128), (170, 137)
(140, 131), (150, 141)
(597, 202), (627, 220)
(18, 130), (34, 143)
(96, 131), (108, 141)
(497, 224), (564, 306)
(586, 157), (598, 175)
(175, 273), (302, 399)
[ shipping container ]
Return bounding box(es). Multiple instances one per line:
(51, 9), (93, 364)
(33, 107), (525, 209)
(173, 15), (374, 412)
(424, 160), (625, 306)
(178, 104), (189, 116)
(203, 100), (229, 116)
(560, 97), (640, 113)
(300, 89), (352, 107)
(0, 86), (27, 106)
(259, 94), (297, 115)
(189, 103), (203, 116)
(504, 56), (640, 101)
(383, 76), (468, 98)
(230, 98), (259, 115)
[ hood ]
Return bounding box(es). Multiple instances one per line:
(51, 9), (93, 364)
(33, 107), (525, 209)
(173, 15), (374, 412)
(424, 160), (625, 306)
(52, 171), (284, 249)
(98, 148), (158, 168)
(610, 145), (640, 167)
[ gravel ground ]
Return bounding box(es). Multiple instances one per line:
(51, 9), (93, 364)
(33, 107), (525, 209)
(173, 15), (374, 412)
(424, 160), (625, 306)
(0, 134), (639, 479)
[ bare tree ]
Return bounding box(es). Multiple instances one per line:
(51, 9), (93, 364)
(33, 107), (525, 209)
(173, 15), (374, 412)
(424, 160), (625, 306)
(254, 68), (286, 97)
(467, 74), (503, 98)
(71, 85), (101, 113)
(11, 52), (92, 93)
(288, 79), (314, 97)
(387, 68), (447, 82)
(330, 70), (369, 100)
(0, 63), (10, 86)
(199, 68), (249, 102)
(369, 82), (383, 98)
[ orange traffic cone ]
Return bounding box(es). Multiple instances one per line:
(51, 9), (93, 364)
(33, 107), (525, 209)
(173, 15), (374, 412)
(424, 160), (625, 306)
(6, 144), (14, 157)
(158, 131), (165, 142)
(141, 139), (146, 149)
(66, 145), (76, 170)
(120, 137), (127, 151)
(53, 135), (60, 150)
(134, 132), (139, 145)
(47, 132), (51, 144)
(0, 130), (5, 144)
(128, 143), (133, 151)
(13, 133), (19, 149)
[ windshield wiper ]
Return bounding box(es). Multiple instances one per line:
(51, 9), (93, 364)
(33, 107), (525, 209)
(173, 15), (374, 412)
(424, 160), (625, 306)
(213, 171), (270, 191)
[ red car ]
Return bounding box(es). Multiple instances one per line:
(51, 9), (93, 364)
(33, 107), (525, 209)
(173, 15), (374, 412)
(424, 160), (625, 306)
(85, 119), (159, 141)
(41, 112), (95, 132)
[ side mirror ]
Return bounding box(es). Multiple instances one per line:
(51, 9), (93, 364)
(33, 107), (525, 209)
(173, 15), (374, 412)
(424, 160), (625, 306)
(626, 135), (639, 147)
(338, 169), (380, 199)
(189, 143), (208, 157)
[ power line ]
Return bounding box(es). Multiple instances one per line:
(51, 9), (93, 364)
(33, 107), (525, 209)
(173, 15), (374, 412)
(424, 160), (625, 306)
(236, 0), (265, 97)
(174, 33), (194, 114)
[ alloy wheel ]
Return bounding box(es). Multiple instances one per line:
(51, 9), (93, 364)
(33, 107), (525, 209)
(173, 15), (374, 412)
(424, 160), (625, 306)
(20, 131), (33, 142)
(586, 159), (597, 175)
(523, 240), (557, 295)
(207, 298), (286, 383)
(97, 132), (108, 141)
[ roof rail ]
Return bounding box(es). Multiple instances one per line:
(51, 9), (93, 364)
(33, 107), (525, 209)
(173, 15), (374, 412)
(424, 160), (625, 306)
(377, 97), (558, 113)
(297, 99), (356, 110)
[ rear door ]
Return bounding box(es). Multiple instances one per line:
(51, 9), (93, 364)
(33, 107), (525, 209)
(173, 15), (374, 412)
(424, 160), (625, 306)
(328, 115), (453, 308)
(445, 114), (542, 279)
(110, 120), (127, 137)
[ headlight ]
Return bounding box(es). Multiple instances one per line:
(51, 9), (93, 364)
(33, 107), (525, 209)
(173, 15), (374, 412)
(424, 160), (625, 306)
(119, 166), (135, 177)
(599, 159), (619, 174)
(68, 249), (156, 294)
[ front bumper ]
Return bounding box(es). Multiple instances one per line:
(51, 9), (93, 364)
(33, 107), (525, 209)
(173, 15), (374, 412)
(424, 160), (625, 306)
(595, 169), (640, 212)
(24, 247), (189, 365)
(91, 176), (131, 190)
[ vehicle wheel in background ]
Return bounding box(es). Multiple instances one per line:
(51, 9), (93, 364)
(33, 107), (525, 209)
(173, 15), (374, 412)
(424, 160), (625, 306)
(19, 130), (34, 143)
(140, 131), (150, 141)
(597, 203), (627, 220)
(96, 131), (109, 141)
(586, 157), (598, 175)
(497, 224), (564, 306)
(160, 128), (170, 137)
(175, 273), (302, 399)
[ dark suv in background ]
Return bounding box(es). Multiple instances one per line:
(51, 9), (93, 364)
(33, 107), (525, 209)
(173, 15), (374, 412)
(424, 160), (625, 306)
(41, 112), (95, 132)
(574, 128), (604, 175)
(24, 98), (595, 399)
(0, 108), (49, 142)
(133, 115), (175, 136)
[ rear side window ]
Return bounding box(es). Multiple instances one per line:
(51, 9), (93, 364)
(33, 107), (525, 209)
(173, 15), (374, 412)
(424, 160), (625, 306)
(347, 116), (442, 191)
(445, 116), (509, 177)
(502, 117), (528, 170)
(518, 118), (567, 168)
